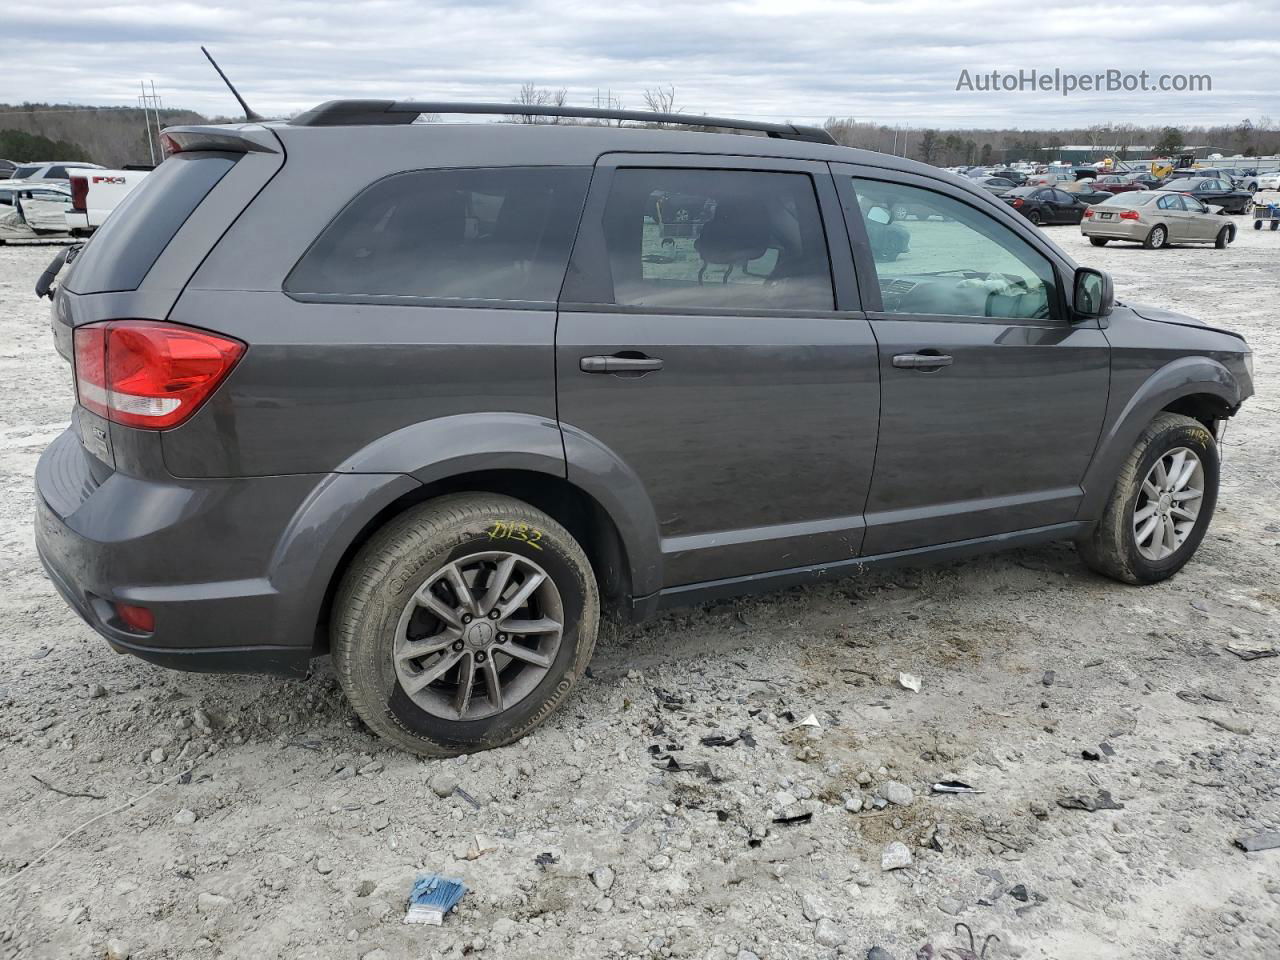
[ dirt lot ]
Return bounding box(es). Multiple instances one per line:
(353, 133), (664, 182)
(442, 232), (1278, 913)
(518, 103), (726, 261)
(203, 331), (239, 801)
(1, 217), (1277, 960)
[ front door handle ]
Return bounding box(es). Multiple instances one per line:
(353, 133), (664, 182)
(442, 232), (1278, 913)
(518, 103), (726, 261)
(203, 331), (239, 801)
(580, 354), (664, 374)
(892, 352), (953, 370)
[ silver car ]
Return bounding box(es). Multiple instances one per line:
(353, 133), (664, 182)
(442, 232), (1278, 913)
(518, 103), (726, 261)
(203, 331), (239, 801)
(1080, 190), (1235, 249)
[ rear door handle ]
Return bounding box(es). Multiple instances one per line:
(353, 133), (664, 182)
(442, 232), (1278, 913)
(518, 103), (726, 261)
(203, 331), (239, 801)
(892, 353), (953, 370)
(580, 355), (664, 374)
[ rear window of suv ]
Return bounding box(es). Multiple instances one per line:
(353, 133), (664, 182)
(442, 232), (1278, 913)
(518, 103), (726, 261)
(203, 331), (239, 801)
(64, 153), (236, 294)
(285, 166), (590, 305)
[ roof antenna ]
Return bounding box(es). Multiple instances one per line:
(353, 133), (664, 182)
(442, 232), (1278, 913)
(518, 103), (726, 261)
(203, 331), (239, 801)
(201, 46), (264, 122)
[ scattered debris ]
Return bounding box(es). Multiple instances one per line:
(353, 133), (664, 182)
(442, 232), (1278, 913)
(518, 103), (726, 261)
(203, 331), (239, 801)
(404, 874), (467, 925)
(1233, 832), (1280, 853)
(932, 780), (981, 795)
(898, 672), (922, 693)
(867, 948), (896, 960)
(1041, 670), (1056, 687)
(428, 773), (458, 799)
(655, 756), (722, 780)
(1081, 749), (1102, 762)
(1008, 883), (1029, 902)
(534, 852), (558, 868)
(173, 809), (197, 825)
(881, 840), (912, 871)
(1225, 643), (1278, 661)
(30, 775), (105, 801)
(465, 834), (497, 860)
(590, 865), (615, 892)
(814, 917), (847, 947)
(1057, 790), (1124, 812)
(797, 713), (822, 729)
(772, 810), (813, 826)
(453, 787), (482, 810)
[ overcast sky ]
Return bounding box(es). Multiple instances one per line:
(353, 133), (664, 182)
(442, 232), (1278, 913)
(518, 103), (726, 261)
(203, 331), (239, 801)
(2, 0), (1277, 129)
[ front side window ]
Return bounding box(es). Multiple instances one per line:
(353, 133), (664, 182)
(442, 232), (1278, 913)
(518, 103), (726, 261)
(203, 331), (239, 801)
(848, 177), (1057, 321)
(286, 166), (590, 303)
(596, 168), (833, 311)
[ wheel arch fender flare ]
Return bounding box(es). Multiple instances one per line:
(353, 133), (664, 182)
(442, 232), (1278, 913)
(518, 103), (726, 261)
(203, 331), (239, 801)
(1078, 356), (1240, 519)
(560, 421), (663, 600)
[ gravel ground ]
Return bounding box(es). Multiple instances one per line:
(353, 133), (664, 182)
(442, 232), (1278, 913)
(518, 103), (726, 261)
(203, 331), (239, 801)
(1, 216), (1277, 960)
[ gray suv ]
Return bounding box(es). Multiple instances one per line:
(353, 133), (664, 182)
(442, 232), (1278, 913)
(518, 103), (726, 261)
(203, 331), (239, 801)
(34, 100), (1254, 756)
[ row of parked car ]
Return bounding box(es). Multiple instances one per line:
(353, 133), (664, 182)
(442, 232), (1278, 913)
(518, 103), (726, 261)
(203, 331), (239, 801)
(0, 159), (148, 242)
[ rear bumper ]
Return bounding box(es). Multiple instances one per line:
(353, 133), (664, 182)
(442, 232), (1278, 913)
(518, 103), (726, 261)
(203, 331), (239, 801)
(64, 212), (90, 232)
(34, 428), (418, 678)
(1080, 219), (1147, 241)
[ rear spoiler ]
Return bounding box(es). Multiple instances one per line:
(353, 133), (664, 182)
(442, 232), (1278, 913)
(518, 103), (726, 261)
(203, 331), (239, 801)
(159, 124), (282, 156)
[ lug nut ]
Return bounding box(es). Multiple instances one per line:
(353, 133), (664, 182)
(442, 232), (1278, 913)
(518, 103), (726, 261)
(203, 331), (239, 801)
(462, 614), (472, 624)
(452, 640), (464, 652)
(489, 610), (500, 619)
(476, 651), (487, 663)
(496, 634), (507, 644)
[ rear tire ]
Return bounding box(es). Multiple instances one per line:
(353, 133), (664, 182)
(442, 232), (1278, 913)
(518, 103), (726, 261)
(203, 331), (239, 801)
(1027, 210), (1043, 226)
(1077, 413), (1218, 585)
(1143, 225), (1168, 249)
(332, 494), (599, 756)
(1215, 227), (1231, 249)
(1089, 237), (1109, 246)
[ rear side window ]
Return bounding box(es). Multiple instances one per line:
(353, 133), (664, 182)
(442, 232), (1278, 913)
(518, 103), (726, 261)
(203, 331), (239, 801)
(592, 168), (833, 312)
(65, 153), (236, 294)
(285, 166), (590, 304)
(11, 165), (41, 179)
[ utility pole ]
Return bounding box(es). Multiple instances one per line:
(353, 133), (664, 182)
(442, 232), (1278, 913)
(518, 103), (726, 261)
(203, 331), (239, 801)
(138, 81), (165, 165)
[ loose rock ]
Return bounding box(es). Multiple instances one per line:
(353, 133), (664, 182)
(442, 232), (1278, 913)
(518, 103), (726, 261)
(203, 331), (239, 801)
(881, 841), (913, 871)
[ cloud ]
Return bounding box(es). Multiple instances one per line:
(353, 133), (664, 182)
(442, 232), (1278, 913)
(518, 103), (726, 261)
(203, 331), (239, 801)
(1, 0), (1276, 127)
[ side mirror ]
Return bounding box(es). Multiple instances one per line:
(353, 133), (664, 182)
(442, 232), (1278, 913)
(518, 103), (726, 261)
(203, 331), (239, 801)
(1073, 267), (1113, 320)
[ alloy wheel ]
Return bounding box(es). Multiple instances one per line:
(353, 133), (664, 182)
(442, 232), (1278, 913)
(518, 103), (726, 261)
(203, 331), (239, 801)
(393, 551), (564, 721)
(1132, 446), (1204, 562)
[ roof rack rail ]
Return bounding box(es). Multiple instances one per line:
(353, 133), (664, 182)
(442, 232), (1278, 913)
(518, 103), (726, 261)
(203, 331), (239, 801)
(289, 100), (837, 145)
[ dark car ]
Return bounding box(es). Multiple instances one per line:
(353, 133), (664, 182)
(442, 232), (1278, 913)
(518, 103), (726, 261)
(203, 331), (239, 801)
(1169, 177), (1254, 215)
(990, 168), (1027, 185)
(1093, 174), (1152, 194)
(33, 100), (1254, 756)
(1002, 185), (1091, 225)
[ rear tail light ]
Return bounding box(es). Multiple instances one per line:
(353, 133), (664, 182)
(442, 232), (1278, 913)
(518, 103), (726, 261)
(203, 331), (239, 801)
(73, 321), (244, 429)
(1083, 208), (1094, 218)
(160, 132), (181, 157)
(1119, 210), (1141, 221)
(69, 176), (89, 212)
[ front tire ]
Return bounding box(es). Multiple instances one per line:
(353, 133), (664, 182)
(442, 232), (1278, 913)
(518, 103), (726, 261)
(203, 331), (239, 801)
(1077, 413), (1219, 584)
(332, 494), (599, 756)
(1215, 227), (1231, 249)
(1089, 237), (1109, 246)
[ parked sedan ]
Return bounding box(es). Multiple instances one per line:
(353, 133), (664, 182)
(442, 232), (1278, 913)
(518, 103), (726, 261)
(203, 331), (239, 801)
(1081, 191), (1235, 249)
(972, 175), (1018, 196)
(1002, 185), (1090, 225)
(1169, 177), (1254, 215)
(1060, 180), (1114, 205)
(1093, 174), (1154, 194)
(1259, 172), (1280, 191)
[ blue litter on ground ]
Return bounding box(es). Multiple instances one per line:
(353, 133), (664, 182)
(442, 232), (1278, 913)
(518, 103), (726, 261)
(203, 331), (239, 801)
(404, 873), (468, 925)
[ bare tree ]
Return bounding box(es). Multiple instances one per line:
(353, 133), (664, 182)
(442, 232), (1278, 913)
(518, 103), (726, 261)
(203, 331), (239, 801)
(643, 85), (683, 118)
(508, 83), (568, 124)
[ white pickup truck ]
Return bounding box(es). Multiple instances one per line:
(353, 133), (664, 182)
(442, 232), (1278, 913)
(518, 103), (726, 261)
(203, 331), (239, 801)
(65, 167), (150, 234)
